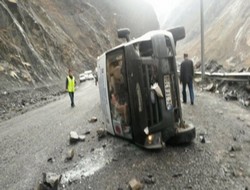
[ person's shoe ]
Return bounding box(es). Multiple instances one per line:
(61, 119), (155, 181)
(183, 101), (187, 104)
(191, 102), (194, 105)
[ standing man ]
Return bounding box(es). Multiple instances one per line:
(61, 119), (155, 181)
(66, 69), (76, 107)
(180, 53), (194, 105)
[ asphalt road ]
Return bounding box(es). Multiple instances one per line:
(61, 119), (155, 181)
(0, 82), (250, 190)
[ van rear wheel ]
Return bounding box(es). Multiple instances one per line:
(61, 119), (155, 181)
(166, 123), (196, 145)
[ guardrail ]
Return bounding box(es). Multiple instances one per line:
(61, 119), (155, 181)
(194, 71), (250, 82)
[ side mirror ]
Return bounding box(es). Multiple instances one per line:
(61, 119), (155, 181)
(118, 28), (130, 42)
(167, 26), (185, 43)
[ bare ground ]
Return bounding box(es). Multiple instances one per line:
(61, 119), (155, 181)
(0, 82), (249, 190)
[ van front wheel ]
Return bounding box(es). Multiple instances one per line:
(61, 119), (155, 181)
(166, 123), (196, 145)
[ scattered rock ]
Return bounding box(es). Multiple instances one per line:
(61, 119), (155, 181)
(37, 172), (61, 190)
(194, 77), (202, 83)
(229, 153), (235, 158)
(65, 149), (75, 161)
(246, 85), (250, 93)
(88, 117), (97, 123)
(224, 91), (238, 101)
(78, 135), (86, 141)
(112, 158), (118, 162)
(239, 98), (250, 107)
(229, 145), (242, 152)
(129, 178), (143, 190)
(172, 173), (182, 178)
(84, 130), (91, 135)
(97, 128), (107, 140)
(90, 148), (95, 152)
(232, 170), (242, 177)
(47, 157), (55, 163)
(143, 175), (156, 184)
(204, 83), (215, 92)
(199, 135), (206, 143)
(69, 131), (79, 144)
(102, 144), (106, 148)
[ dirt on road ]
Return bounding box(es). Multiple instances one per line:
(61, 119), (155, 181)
(0, 82), (249, 190)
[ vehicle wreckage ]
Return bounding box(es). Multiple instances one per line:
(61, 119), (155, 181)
(97, 27), (195, 149)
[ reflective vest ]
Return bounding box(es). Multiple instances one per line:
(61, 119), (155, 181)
(67, 76), (75, 92)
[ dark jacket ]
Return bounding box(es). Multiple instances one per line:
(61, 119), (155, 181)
(180, 59), (194, 84)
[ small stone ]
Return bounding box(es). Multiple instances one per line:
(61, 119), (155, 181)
(47, 157), (55, 163)
(78, 135), (86, 141)
(129, 179), (143, 190)
(143, 175), (156, 184)
(65, 149), (75, 161)
(112, 158), (118, 162)
(219, 111), (223, 115)
(90, 148), (95, 152)
(232, 170), (242, 177)
(229, 153), (235, 158)
(204, 83), (215, 92)
(97, 128), (107, 140)
(172, 173), (182, 178)
(84, 130), (91, 135)
(199, 135), (206, 143)
(70, 131), (79, 144)
(42, 172), (61, 188)
(229, 145), (242, 152)
(102, 144), (106, 148)
(88, 117), (97, 123)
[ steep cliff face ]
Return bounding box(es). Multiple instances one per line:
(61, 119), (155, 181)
(0, 0), (159, 92)
(162, 0), (250, 71)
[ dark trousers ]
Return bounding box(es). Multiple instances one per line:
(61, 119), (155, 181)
(68, 92), (75, 107)
(182, 80), (194, 104)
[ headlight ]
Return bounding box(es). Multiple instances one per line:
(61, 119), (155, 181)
(144, 132), (162, 149)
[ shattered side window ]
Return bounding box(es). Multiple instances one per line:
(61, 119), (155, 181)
(165, 37), (174, 57)
(139, 40), (153, 57)
(106, 49), (132, 139)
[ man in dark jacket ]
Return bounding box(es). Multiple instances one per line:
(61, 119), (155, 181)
(180, 53), (194, 105)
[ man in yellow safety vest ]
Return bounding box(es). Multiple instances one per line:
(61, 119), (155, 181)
(66, 69), (76, 107)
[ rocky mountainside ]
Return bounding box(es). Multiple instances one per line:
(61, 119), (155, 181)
(0, 0), (158, 120)
(0, 0), (158, 92)
(161, 0), (250, 72)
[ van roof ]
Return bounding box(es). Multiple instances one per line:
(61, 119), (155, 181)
(97, 30), (176, 59)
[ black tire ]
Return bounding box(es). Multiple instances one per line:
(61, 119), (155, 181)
(166, 123), (196, 145)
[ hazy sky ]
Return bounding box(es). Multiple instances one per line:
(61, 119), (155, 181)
(144, 0), (183, 26)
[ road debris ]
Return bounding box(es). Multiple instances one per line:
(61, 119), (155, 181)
(78, 135), (86, 141)
(47, 157), (55, 163)
(204, 83), (215, 92)
(69, 131), (79, 144)
(143, 174), (156, 184)
(65, 149), (75, 161)
(129, 178), (143, 190)
(84, 130), (91, 135)
(229, 145), (242, 152)
(97, 128), (107, 140)
(88, 116), (97, 123)
(224, 91), (238, 101)
(69, 131), (86, 143)
(37, 172), (61, 190)
(199, 134), (206, 143)
(172, 173), (183, 178)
